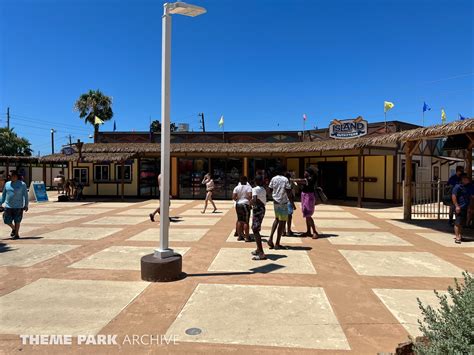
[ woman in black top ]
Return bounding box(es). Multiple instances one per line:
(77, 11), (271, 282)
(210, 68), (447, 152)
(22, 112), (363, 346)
(294, 168), (319, 239)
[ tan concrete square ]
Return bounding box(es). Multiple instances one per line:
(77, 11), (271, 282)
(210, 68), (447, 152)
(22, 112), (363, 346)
(0, 224), (39, 236)
(116, 209), (177, 216)
(27, 207), (62, 214)
(69, 246), (189, 270)
(208, 248), (316, 274)
(315, 205), (344, 211)
(384, 220), (429, 230)
(226, 230), (303, 244)
(84, 216), (149, 225)
(138, 203), (187, 209)
(36, 227), (123, 240)
(88, 202), (139, 208)
(340, 251), (464, 277)
(0, 244), (79, 267)
(416, 232), (474, 248)
(373, 289), (447, 337)
(315, 219), (379, 229)
(128, 228), (209, 242)
(367, 212), (404, 219)
(179, 209), (224, 217)
(22, 215), (85, 224)
(49, 202), (92, 207)
(326, 231), (412, 246)
(59, 208), (114, 215)
(314, 211), (357, 219)
(166, 284), (349, 350)
(0, 278), (148, 335)
(262, 218), (295, 229)
(173, 217), (219, 226)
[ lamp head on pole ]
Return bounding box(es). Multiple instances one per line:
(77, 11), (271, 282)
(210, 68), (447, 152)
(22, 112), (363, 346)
(165, 1), (206, 17)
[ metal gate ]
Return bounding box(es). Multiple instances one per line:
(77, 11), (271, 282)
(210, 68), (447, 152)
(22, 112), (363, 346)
(404, 180), (450, 219)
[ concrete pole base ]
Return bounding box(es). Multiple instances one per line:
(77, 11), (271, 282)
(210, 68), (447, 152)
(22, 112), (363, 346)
(140, 253), (183, 282)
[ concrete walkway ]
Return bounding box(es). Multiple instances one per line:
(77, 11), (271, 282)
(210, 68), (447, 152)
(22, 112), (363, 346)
(0, 198), (473, 354)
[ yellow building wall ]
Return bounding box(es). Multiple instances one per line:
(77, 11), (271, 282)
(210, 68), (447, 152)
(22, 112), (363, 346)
(364, 156), (385, 199)
(346, 157), (358, 198)
(386, 155), (394, 200)
(287, 158), (299, 174)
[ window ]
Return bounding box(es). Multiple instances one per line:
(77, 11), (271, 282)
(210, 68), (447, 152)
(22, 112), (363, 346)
(116, 165), (132, 181)
(73, 168), (88, 185)
(94, 165), (110, 181)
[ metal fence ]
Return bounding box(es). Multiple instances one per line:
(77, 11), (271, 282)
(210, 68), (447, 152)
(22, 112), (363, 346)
(404, 180), (450, 219)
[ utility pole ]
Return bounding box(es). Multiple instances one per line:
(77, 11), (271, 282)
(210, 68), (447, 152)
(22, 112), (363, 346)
(50, 129), (56, 154)
(6, 107), (10, 129)
(68, 134), (72, 146)
(199, 112), (205, 132)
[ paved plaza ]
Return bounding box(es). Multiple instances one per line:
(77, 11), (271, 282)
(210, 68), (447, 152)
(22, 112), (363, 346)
(0, 199), (473, 354)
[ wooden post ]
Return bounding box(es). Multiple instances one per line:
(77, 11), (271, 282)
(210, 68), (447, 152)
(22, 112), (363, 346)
(465, 133), (474, 179)
(403, 140), (420, 220)
(357, 149), (362, 208)
(121, 161), (125, 201)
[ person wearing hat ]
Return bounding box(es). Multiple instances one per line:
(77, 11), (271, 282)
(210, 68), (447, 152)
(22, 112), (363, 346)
(0, 170), (29, 239)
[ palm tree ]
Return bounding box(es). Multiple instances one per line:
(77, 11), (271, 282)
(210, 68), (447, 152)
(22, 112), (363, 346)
(74, 89), (113, 140)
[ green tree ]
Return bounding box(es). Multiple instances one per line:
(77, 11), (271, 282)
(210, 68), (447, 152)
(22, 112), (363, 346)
(0, 128), (32, 156)
(74, 89), (113, 138)
(150, 120), (177, 133)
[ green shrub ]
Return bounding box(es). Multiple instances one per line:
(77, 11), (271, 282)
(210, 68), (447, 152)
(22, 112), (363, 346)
(414, 272), (474, 354)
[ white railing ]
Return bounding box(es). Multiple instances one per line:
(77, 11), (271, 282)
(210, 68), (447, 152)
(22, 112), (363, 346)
(403, 180), (450, 219)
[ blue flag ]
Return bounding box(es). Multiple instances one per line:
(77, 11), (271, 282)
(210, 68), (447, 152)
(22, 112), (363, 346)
(113, 120), (117, 131)
(423, 102), (431, 112)
(459, 114), (467, 121)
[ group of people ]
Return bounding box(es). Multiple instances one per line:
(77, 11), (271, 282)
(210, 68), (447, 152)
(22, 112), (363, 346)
(231, 166), (319, 261)
(448, 166), (474, 244)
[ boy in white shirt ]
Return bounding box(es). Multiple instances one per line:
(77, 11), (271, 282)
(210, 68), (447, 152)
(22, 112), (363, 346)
(251, 175), (267, 260)
(232, 176), (252, 242)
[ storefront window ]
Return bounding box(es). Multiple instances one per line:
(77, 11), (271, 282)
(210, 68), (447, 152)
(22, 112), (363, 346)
(139, 159), (160, 197)
(210, 158), (243, 199)
(178, 158), (209, 199)
(249, 158), (283, 186)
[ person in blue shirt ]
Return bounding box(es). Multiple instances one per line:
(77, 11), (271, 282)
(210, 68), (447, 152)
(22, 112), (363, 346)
(447, 166), (464, 225)
(451, 173), (473, 244)
(0, 170), (29, 239)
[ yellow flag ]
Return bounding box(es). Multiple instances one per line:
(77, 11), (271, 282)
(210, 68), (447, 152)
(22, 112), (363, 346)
(441, 109), (447, 124)
(94, 116), (104, 125)
(384, 101), (395, 113)
(218, 115), (224, 128)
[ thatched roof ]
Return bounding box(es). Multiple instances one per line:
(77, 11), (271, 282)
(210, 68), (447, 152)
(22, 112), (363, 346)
(363, 119), (474, 145)
(39, 119), (474, 163)
(0, 156), (39, 162)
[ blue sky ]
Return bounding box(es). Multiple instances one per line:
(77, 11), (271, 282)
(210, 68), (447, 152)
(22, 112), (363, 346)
(0, 0), (472, 154)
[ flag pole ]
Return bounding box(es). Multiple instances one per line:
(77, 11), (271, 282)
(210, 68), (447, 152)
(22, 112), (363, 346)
(384, 111), (387, 132)
(303, 117), (306, 141)
(222, 122), (224, 143)
(422, 111), (425, 127)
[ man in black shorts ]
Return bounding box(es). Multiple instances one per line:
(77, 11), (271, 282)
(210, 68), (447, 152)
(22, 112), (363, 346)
(452, 173), (474, 244)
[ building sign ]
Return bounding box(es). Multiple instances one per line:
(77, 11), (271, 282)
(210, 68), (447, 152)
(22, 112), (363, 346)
(329, 117), (368, 139)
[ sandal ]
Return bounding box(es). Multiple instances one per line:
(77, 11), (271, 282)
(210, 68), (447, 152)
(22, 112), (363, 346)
(244, 237), (253, 243)
(311, 233), (319, 239)
(212, 209), (218, 213)
(252, 254), (267, 260)
(237, 236), (244, 241)
(455, 238), (462, 244)
(251, 250), (259, 256)
(267, 240), (275, 249)
(149, 213), (155, 222)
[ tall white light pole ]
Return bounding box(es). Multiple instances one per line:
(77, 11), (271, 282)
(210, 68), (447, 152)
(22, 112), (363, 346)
(155, 2), (206, 260)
